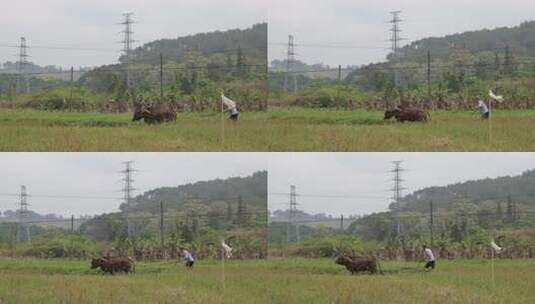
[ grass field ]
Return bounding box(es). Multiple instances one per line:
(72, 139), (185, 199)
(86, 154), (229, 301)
(0, 257), (533, 303)
(267, 109), (535, 151)
(2, 109), (535, 151)
(0, 110), (272, 152)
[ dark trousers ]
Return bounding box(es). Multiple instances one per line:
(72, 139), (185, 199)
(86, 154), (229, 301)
(425, 261), (435, 270)
(185, 261), (194, 268)
(482, 112), (490, 119)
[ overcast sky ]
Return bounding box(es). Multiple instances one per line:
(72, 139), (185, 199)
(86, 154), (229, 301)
(3, 153), (533, 218)
(5, 1), (533, 69)
(0, 0), (267, 68)
(0, 153), (267, 217)
(269, 0), (535, 66)
(268, 153), (535, 217)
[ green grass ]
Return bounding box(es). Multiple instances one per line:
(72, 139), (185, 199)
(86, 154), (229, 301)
(0, 110), (271, 152)
(0, 257), (534, 303)
(266, 109), (535, 151)
(2, 109), (535, 151)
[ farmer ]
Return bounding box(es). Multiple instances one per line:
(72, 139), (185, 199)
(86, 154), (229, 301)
(222, 94), (240, 121)
(229, 107), (240, 121)
(180, 247), (195, 269)
(477, 99), (490, 119)
(423, 245), (436, 271)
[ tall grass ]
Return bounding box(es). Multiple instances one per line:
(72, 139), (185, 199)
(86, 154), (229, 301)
(266, 109), (535, 152)
(0, 110), (271, 152)
(0, 258), (533, 303)
(2, 109), (535, 151)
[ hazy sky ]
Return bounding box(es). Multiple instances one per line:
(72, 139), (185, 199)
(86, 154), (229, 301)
(268, 153), (535, 217)
(0, 0), (267, 68)
(2, 153), (533, 218)
(269, 0), (535, 66)
(0, 153), (267, 217)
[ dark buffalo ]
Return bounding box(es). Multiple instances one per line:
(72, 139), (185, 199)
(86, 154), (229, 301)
(384, 107), (430, 123)
(133, 104), (177, 124)
(335, 253), (382, 275)
(91, 256), (135, 274)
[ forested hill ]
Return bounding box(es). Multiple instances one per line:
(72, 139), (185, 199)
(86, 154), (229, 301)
(125, 171), (267, 214)
(123, 23), (267, 65)
(394, 21), (535, 63)
(400, 170), (535, 212)
(79, 23), (267, 105)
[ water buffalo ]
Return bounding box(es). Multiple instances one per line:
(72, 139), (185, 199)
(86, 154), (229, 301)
(133, 104), (177, 124)
(384, 107), (430, 123)
(335, 253), (382, 275)
(91, 256), (135, 274)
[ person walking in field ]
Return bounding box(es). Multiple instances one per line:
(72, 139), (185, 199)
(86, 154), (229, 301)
(180, 248), (195, 269)
(222, 94), (240, 121)
(423, 245), (436, 271)
(477, 99), (490, 119)
(229, 107), (240, 121)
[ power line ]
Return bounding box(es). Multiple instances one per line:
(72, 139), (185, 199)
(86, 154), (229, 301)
(121, 12), (137, 97)
(269, 42), (386, 50)
(389, 10), (405, 89)
(8, 63), (267, 77)
(391, 161), (406, 237)
(17, 37), (30, 94)
(388, 11), (405, 59)
(0, 43), (119, 53)
(270, 192), (387, 199)
(287, 185), (300, 243)
(270, 210), (535, 225)
(0, 43), (267, 54)
(18, 185), (31, 243)
(0, 193), (261, 206)
(269, 42), (525, 53)
(269, 58), (535, 76)
(0, 193), (120, 200)
(122, 160), (136, 239)
(0, 210), (269, 225)
(284, 35), (298, 93)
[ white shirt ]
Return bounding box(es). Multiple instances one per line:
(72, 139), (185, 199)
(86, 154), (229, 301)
(478, 100), (489, 114)
(183, 250), (194, 262)
(424, 248), (435, 262)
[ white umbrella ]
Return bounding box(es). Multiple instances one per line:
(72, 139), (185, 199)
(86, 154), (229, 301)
(491, 240), (503, 254)
(487, 90), (505, 143)
(220, 94), (239, 146)
(490, 239), (504, 290)
(489, 91), (504, 103)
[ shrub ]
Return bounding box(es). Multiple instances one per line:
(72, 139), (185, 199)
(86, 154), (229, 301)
(19, 235), (100, 259)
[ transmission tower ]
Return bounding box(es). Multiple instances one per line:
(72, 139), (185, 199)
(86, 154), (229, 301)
(388, 11), (404, 88)
(283, 35), (297, 93)
(286, 185), (299, 243)
(122, 161), (136, 239)
(17, 37), (30, 94)
(237, 196), (249, 226)
(18, 185), (31, 242)
(390, 161), (406, 237)
(121, 12), (137, 98)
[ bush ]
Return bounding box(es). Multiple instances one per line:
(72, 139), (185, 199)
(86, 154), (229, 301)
(22, 87), (102, 111)
(291, 235), (364, 258)
(19, 235), (100, 259)
(291, 85), (365, 108)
